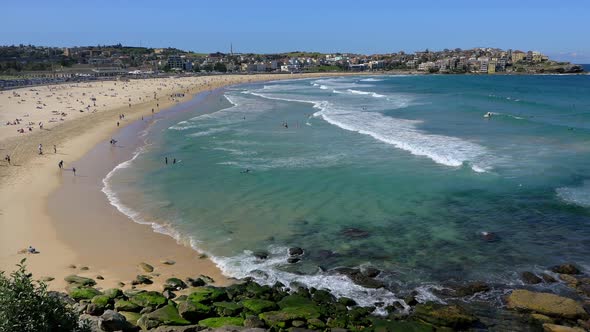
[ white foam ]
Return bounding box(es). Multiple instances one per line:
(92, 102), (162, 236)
(209, 246), (406, 314)
(218, 154), (345, 171)
(187, 127), (229, 137)
(346, 89), (386, 98)
(360, 78), (384, 82)
(556, 181), (590, 207)
(315, 107), (490, 172)
(245, 90), (490, 172)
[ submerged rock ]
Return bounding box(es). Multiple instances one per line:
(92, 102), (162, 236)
(521, 271), (543, 284)
(340, 227), (370, 239)
(287, 257), (301, 264)
(506, 289), (587, 319)
(551, 264), (581, 275)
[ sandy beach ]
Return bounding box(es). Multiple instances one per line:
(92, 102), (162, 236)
(0, 73), (367, 293)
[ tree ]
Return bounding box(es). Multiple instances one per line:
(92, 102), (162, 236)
(214, 62), (227, 72)
(0, 259), (90, 332)
(203, 64), (214, 72)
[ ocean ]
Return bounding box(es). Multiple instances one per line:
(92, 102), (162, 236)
(103, 74), (590, 308)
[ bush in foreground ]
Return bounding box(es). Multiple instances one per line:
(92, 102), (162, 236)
(0, 259), (89, 332)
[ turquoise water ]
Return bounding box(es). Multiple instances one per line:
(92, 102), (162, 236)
(105, 74), (590, 307)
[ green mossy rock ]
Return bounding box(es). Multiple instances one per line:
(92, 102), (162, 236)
(64, 275), (96, 286)
(137, 304), (191, 330)
(130, 291), (167, 308)
(327, 317), (348, 328)
(506, 289), (588, 319)
(186, 287), (226, 304)
(91, 295), (112, 309)
(119, 311), (141, 326)
(213, 301), (243, 316)
(278, 294), (315, 309)
(67, 285), (102, 301)
(103, 288), (123, 300)
(371, 318), (435, 332)
(115, 299), (141, 312)
(245, 282), (272, 298)
(307, 318), (326, 329)
(259, 306), (321, 328)
(241, 299), (278, 314)
(177, 300), (212, 322)
(312, 289), (336, 304)
(123, 289), (146, 298)
(198, 317), (244, 328)
(414, 302), (477, 329)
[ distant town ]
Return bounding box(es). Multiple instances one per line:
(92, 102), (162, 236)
(0, 44), (584, 88)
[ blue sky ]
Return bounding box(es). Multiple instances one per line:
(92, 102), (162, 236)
(1, 0), (589, 62)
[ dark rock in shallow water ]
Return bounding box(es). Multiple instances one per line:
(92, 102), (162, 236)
(288, 247), (304, 256)
(316, 249), (337, 259)
(287, 257), (300, 264)
(541, 273), (557, 283)
(341, 227), (370, 239)
(551, 263), (581, 275)
(253, 251), (269, 260)
(454, 281), (490, 297)
(332, 267), (385, 289)
(361, 266), (381, 278)
(404, 292), (419, 306)
(521, 271), (543, 284)
(480, 231), (499, 242)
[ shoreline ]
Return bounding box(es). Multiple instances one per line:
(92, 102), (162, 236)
(0, 73), (366, 291)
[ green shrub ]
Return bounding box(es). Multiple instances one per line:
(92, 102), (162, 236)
(0, 259), (90, 332)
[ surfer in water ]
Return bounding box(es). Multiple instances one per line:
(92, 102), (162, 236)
(241, 169), (251, 174)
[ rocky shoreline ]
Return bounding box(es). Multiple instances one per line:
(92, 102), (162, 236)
(43, 259), (590, 332)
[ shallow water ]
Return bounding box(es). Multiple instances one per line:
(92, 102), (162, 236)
(105, 75), (590, 307)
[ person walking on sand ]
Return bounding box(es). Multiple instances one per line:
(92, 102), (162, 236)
(4, 155), (10, 165)
(58, 160), (63, 169)
(38, 144), (43, 155)
(117, 121), (120, 127)
(53, 145), (57, 154)
(72, 167), (76, 176)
